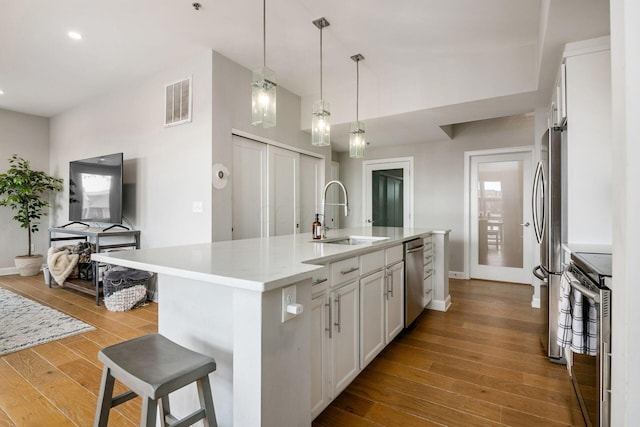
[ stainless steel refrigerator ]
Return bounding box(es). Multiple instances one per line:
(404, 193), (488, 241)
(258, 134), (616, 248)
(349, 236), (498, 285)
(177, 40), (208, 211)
(532, 127), (565, 363)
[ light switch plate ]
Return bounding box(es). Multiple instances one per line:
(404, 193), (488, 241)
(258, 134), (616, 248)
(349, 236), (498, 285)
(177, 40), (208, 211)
(282, 284), (297, 323)
(192, 201), (203, 213)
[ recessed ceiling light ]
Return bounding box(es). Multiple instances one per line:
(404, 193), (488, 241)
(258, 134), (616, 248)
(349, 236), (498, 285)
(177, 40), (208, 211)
(68, 31), (83, 40)
(0, 90), (4, 95)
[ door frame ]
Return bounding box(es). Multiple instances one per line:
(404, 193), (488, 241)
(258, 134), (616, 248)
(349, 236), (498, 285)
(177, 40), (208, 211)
(362, 157), (414, 228)
(463, 146), (534, 282)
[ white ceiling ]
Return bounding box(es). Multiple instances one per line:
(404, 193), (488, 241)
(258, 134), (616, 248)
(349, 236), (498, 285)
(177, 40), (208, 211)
(0, 0), (610, 151)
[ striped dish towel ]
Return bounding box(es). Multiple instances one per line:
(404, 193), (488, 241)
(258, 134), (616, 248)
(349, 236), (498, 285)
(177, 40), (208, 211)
(571, 288), (586, 354)
(556, 272), (573, 347)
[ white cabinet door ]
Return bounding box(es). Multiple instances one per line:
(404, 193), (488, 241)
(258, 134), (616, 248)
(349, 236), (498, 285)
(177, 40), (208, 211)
(300, 154), (322, 235)
(386, 261), (405, 342)
(331, 281), (359, 397)
(311, 292), (330, 419)
(232, 136), (267, 239)
(268, 145), (300, 236)
(359, 270), (385, 369)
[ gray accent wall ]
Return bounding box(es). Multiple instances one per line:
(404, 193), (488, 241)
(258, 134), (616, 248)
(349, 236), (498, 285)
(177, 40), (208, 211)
(0, 109), (50, 271)
(337, 114), (535, 273)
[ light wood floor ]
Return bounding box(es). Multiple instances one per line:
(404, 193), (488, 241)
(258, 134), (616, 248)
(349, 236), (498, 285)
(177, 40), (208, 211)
(0, 275), (583, 426)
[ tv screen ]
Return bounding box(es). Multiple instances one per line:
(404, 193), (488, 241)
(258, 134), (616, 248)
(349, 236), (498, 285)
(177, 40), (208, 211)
(69, 153), (123, 224)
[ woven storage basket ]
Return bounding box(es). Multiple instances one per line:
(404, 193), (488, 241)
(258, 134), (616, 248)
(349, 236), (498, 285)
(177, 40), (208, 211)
(103, 267), (152, 312)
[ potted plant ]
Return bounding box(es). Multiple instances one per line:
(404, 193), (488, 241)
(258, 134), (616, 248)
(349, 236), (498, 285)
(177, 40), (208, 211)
(0, 154), (63, 276)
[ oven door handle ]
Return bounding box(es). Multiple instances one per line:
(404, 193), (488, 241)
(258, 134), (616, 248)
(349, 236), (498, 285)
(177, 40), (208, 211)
(566, 271), (601, 303)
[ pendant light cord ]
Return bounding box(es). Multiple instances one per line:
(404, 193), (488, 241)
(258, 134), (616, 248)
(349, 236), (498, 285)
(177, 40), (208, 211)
(263, 0), (266, 68)
(356, 59), (359, 122)
(319, 26), (323, 100)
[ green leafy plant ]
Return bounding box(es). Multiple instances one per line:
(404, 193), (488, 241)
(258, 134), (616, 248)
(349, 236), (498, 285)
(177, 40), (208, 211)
(0, 154), (63, 256)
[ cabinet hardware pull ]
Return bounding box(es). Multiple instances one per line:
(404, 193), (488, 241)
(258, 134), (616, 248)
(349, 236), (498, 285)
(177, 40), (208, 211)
(334, 294), (341, 332)
(341, 267), (358, 275)
(312, 278), (328, 285)
(325, 302), (332, 339)
(387, 271), (394, 298)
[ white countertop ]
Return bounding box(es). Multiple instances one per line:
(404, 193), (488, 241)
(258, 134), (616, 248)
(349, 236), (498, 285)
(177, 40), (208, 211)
(562, 243), (613, 255)
(92, 227), (445, 292)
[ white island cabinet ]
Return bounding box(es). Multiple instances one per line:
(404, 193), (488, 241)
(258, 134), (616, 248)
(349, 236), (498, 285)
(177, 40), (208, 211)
(92, 227), (450, 426)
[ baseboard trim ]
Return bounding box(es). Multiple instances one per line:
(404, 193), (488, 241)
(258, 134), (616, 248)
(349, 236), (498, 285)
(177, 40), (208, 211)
(427, 295), (452, 312)
(531, 296), (541, 309)
(449, 271), (465, 279)
(0, 267), (18, 276)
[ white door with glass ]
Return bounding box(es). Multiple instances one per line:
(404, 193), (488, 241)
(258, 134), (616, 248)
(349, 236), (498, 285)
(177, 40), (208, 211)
(469, 150), (533, 283)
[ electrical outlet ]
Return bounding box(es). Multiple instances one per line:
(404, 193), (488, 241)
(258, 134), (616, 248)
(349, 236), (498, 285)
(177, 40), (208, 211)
(30, 244), (35, 253)
(282, 284), (297, 323)
(192, 201), (203, 213)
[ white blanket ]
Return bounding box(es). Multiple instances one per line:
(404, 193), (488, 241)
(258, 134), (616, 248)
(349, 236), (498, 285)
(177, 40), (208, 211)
(47, 246), (79, 286)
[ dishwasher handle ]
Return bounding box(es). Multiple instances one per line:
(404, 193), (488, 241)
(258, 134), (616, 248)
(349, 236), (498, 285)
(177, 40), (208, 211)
(406, 245), (424, 254)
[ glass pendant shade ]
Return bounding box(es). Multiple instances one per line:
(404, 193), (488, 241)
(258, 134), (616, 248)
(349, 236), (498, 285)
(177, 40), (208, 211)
(349, 121), (365, 158)
(312, 99), (331, 146)
(251, 67), (277, 128)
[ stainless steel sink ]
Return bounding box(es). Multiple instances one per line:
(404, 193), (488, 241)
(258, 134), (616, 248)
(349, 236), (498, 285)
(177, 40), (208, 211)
(311, 235), (389, 245)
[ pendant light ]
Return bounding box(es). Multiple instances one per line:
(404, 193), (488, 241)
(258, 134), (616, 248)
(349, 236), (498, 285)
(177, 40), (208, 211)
(349, 54), (365, 158)
(311, 17), (330, 147)
(251, 0), (276, 128)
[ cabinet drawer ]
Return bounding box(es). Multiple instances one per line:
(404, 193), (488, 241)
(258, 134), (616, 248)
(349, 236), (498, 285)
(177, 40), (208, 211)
(423, 250), (433, 266)
(423, 236), (433, 252)
(360, 250), (384, 276)
(385, 245), (403, 266)
(331, 257), (360, 286)
(424, 265), (433, 281)
(311, 266), (330, 294)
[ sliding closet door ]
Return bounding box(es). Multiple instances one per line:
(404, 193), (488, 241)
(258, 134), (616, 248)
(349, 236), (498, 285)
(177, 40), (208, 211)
(268, 145), (300, 236)
(232, 135), (267, 239)
(299, 154), (322, 233)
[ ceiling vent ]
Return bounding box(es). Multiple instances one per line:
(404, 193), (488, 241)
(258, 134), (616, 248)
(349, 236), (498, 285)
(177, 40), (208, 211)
(164, 76), (192, 127)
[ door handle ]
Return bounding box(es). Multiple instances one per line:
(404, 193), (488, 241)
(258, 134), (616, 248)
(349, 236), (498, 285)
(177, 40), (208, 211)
(334, 294), (341, 333)
(367, 219), (374, 224)
(520, 222), (530, 227)
(325, 302), (332, 339)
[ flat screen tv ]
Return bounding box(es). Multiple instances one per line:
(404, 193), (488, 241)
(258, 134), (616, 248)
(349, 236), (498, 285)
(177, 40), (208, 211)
(69, 153), (123, 224)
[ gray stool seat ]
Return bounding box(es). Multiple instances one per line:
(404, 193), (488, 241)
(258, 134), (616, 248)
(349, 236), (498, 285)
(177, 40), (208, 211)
(94, 333), (217, 427)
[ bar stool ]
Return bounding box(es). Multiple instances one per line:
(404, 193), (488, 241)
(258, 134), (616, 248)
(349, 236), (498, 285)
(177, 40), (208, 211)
(94, 333), (217, 427)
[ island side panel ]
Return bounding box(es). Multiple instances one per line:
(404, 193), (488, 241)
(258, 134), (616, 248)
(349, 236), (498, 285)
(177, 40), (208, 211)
(158, 274), (235, 426)
(159, 273), (313, 426)
(261, 279), (311, 426)
(428, 231), (451, 311)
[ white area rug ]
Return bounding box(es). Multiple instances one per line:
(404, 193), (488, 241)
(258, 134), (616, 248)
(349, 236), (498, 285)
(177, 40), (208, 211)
(0, 288), (95, 356)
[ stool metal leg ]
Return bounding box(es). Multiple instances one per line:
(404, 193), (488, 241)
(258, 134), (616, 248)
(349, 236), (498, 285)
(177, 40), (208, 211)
(159, 395), (171, 427)
(141, 397), (158, 427)
(197, 375), (217, 427)
(94, 367), (115, 427)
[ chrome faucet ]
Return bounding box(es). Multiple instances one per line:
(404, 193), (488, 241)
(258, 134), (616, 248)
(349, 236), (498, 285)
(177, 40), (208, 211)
(321, 180), (349, 239)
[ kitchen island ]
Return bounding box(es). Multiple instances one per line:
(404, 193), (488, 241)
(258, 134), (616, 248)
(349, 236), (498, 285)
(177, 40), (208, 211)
(92, 227), (450, 426)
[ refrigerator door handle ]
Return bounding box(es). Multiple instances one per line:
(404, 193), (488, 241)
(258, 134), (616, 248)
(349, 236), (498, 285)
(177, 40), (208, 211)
(533, 265), (547, 281)
(532, 161), (545, 244)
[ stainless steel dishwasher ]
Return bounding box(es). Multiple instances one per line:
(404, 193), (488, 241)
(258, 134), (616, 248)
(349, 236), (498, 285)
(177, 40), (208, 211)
(404, 238), (424, 327)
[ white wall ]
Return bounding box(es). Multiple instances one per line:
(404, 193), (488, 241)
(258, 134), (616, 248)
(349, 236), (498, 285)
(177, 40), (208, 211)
(209, 51), (331, 242)
(47, 50), (331, 249)
(49, 51), (214, 249)
(610, 0), (640, 424)
(337, 114), (534, 273)
(0, 109), (50, 271)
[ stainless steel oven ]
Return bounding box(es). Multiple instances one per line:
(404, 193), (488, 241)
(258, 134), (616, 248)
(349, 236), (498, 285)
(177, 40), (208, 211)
(568, 252), (612, 427)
